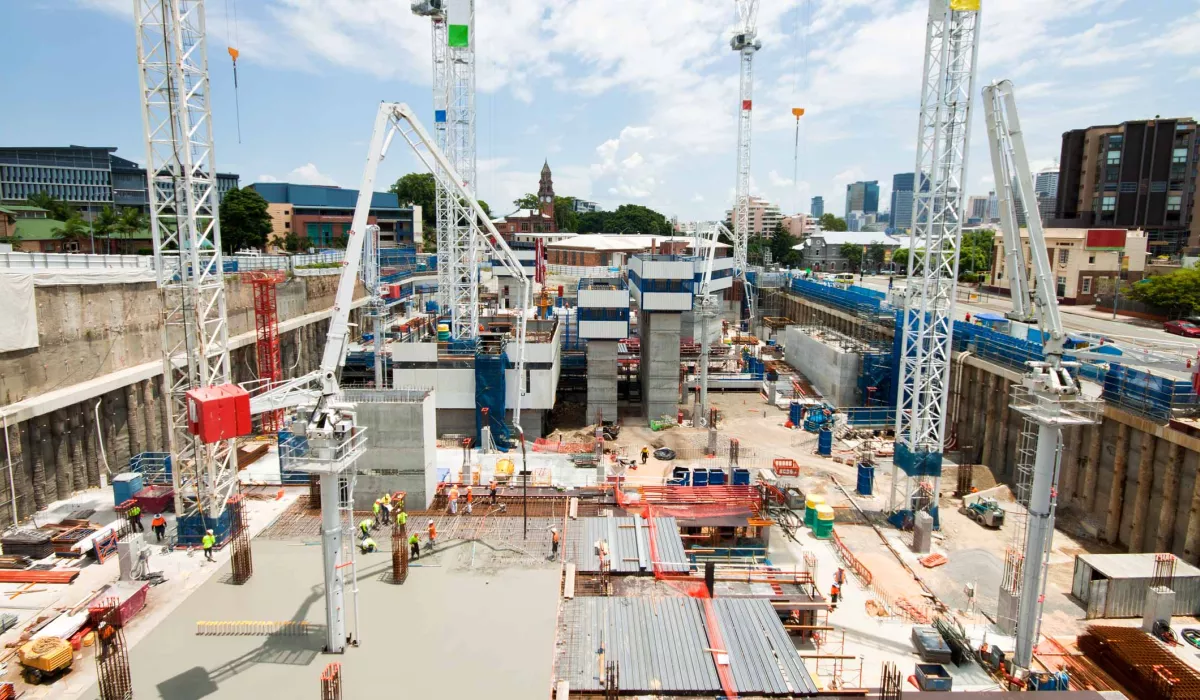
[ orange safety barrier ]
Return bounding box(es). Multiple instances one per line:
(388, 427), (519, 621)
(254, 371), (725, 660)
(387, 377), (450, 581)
(773, 458), (800, 477)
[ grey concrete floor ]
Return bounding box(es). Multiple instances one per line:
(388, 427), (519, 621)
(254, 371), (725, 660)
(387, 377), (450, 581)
(80, 539), (560, 699)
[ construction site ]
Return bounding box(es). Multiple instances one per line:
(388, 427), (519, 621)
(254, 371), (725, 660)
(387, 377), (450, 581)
(2, 0), (1200, 698)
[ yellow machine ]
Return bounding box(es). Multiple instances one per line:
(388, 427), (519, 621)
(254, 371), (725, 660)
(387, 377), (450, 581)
(18, 636), (73, 684)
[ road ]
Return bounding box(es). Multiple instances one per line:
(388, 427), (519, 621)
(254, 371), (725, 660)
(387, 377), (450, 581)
(851, 274), (1200, 377)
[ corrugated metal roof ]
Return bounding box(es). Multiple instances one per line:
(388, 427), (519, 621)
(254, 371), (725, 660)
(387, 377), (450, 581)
(556, 598), (819, 696)
(1077, 553), (1200, 580)
(712, 598), (819, 695)
(566, 516), (690, 574)
(557, 597), (720, 693)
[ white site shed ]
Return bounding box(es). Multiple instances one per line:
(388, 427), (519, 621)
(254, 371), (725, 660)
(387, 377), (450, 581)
(1072, 552), (1200, 619)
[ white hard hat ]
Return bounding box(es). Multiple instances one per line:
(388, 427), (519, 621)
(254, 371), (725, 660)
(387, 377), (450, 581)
(428, 519), (434, 524)
(551, 527), (558, 532)
(206, 529), (214, 534)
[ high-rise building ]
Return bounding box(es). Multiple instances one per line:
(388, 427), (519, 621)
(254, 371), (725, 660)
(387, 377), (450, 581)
(811, 196), (824, 218)
(967, 195), (989, 222)
(986, 191), (999, 221)
(1054, 117), (1200, 253)
(572, 198), (601, 214)
(845, 180), (880, 218)
(1034, 168), (1059, 198)
(0, 145), (239, 219)
(846, 210), (866, 232)
(724, 196), (784, 237)
(890, 173), (915, 232)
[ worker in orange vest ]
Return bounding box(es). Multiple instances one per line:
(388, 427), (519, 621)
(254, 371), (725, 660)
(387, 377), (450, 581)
(489, 478), (498, 504)
(465, 487), (474, 515)
(448, 486), (460, 515)
(551, 527), (560, 557)
(427, 519), (437, 551)
(151, 513), (167, 542)
(830, 583), (841, 609)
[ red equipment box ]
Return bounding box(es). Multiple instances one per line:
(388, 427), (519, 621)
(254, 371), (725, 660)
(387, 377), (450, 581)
(185, 384), (251, 443)
(134, 484), (174, 513)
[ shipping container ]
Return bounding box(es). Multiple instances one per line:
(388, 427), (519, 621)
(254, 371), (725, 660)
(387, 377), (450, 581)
(1072, 553), (1200, 619)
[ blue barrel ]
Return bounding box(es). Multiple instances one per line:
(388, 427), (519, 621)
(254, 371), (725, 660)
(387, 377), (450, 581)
(817, 430), (832, 456)
(856, 463), (875, 496)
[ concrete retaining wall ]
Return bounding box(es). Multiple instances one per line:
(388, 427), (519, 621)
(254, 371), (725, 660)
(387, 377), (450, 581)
(348, 390), (438, 511)
(782, 327), (860, 406)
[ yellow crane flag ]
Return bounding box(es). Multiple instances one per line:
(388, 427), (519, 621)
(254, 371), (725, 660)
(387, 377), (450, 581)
(950, 0), (980, 10)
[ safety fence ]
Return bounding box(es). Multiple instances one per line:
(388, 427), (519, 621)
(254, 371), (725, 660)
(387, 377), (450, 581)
(532, 437), (596, 454)
(1102, 364), (1200, 423)
(843, 407), (896, 429)
(788, 277), (890, 315)
(0, 251), (151, 269)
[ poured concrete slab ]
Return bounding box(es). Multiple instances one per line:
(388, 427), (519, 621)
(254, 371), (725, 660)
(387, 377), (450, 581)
(81, 539), (560, 699)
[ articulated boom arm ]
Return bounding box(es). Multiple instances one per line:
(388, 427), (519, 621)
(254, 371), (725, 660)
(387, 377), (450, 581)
(251, 102), (532, 429)
(983, 80), (1066, 362)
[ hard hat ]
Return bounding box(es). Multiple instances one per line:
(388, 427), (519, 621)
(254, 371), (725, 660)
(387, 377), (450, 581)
(428, 519), (434, 524)
(551, 527), (558, 532)
(206, 529), (214, 534)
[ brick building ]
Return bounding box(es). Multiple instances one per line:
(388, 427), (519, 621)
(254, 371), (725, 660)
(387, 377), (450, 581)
(249, 182), (417, 250)
(493, 161), (558, 235)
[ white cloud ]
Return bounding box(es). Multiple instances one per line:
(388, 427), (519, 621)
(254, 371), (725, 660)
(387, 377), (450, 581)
(256, 174), (280, 183)
(287, 163), (337, 186)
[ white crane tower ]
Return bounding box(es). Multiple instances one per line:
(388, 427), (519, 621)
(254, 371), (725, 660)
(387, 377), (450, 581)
(731, 0), (761, 329)
(890, 0), (981, 520)
(134, 0), (239, 525)
(412, 0), (478, 341)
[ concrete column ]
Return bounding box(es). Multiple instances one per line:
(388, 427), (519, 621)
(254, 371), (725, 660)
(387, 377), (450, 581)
(126, 382), (145, 459)
(640, 312), (682, 422)
(1129, 434), (1158, 552)
(4, 421), (27, 522)
(586, 341), (619, 425)
(996, 381), (1013, 478)
(51, 411), (71, 502)
(1082, 424), (1104, 514)
(979, 373), (998, 471)
(1156, 443), (1184, 554)
(1060, 427), (1084, 505)
(29, 415), (48, 510)
(103, 392), (120, 482)
(1104, 423), (1131, 545)
(142, 379), (161, 452)
(83, 404), (101, 488)
(69, 408), (86, 493)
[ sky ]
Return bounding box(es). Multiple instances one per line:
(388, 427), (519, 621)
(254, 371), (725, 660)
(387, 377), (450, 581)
(1, 0), (1198, 222)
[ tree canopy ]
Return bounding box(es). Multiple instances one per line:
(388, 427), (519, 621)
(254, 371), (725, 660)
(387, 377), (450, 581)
(52, 215), (89, 242)
(576, 204), (672, 236)
(1126, 265), (1200, 317)
(26, 191), (75, 222)
(819, 213), (848, 232)
(766, 223), (801, 267)
(219, 187), (273, 253)
(554, 196), (579, 232)
(959, 229), (995, 275)
(865, 242), (887, 271)
(513, 193), (540, 210)
(839, 243), (864, 272)
(389, 173), (436, 231)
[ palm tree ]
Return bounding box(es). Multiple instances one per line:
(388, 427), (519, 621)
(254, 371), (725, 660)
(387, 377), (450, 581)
(52, 215), (90, 252)
(114, 208), (149, 253)
(92, 206), (120, 254)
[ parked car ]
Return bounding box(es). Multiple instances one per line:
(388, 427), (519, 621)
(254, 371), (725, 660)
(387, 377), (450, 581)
(1164, 320), (1200, 337)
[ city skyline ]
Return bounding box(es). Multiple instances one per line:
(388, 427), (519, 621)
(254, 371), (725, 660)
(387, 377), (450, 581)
(0, 1), (1193, 224)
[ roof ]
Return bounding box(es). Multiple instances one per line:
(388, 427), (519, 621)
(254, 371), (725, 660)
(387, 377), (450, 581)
(797, 230), (899, 248)
(12, 218), (63, 241)
(1077, 553), (1200, 580)
(493, 208), (552, 223)
(556, 597), (818, 695)
(248, 182), (402, 211)
(0, 205), (50, 213)
(565, 516), (689, 574)
(549, 233), (730, 252)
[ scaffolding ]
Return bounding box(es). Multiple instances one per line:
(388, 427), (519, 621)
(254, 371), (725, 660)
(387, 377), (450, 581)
(392, 522), (409, 585)
(228, 489), (253, 584)
(251, 271), (285, 431)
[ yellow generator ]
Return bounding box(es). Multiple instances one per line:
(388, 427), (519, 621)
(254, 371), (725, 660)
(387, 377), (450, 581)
(19, 636), (73, 685)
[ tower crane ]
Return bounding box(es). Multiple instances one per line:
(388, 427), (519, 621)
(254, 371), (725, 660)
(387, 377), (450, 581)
(410, 1), (452, 316)
(731, 0), (761, 330)
(134, 0), (241, 533)
(889, 0), (982, 521)
(249, 102), (531, 654)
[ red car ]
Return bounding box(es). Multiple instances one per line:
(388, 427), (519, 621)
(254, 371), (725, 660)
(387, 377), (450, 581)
(1164, 320), (1200, 337)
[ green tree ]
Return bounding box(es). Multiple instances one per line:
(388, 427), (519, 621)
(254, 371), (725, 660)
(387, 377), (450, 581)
(52, 215), (90, 249)
(281, 232), (306, 253)
(577, 211), (611, 233)
(865, 242), (887, 271)
(1126, 264), (1200, 317)
(768, 223), (801, 267)
(26, 191), (75, 221)
(219, 187), (273, 253)
(476, 199), (491, 219)
(819, 213), (848, 232)
(892, 248), (909, 270)
(839, 243), (864, 272)
(605, 204), (673, 235)
(389, 173), (436, 231)
(554, 196), (579, 232)
(513, 193), (540, 210)
(959, 229), (995, 277)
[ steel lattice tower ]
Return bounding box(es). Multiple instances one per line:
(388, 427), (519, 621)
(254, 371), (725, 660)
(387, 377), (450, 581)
(731, 0), (760, 324)
(445, 0), (479, 340)
(412, 3), (453, 314)
(890, 0), (981, 516)
(134, 0), (238, 520)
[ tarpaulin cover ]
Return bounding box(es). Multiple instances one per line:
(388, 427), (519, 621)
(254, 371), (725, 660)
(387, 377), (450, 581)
(0, 273), (37, 352)
(475, 353), (510, 447)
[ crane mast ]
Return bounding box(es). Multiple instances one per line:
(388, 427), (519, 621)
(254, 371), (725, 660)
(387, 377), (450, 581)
(134, 0), (238, 522)
(445, 0), (479, 340)
(411, 2), (454, 317)
(731, 0), (760, 329)
(890, 0), (981, 520)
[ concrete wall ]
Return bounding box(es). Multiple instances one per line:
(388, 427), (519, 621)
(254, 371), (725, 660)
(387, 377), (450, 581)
(346, 390), (437, 511)
(640, 311), (681, 422)
(586, 341), (618, 424)
(782, 326), (860, 406)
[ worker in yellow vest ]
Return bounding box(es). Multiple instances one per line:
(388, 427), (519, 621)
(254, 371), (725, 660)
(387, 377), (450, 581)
(202, 529), (216, 562)
(359, 518), (372, 540)
(396, 510), (408, 527)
